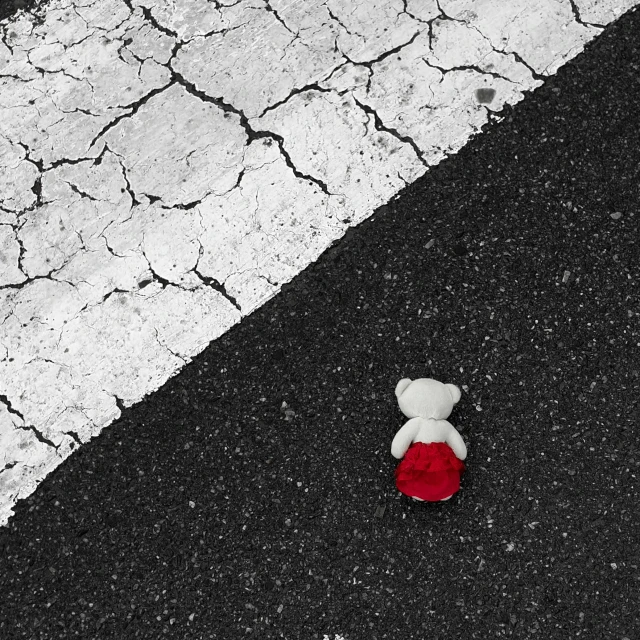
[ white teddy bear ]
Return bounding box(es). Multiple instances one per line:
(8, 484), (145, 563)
(391, 378), (467, 502)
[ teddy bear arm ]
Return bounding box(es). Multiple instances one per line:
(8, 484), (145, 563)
(390, 418), (421, 459)
(445, 423), (467, 460)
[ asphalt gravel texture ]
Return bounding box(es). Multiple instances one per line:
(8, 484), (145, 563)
(2, 6), (640, 640)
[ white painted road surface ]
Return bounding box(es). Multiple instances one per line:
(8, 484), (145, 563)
(0, 0), (638, 525)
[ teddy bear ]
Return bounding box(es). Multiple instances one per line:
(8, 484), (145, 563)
(391, 378), (467, 502)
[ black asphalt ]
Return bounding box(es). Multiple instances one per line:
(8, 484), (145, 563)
(2, 7), (640, 640)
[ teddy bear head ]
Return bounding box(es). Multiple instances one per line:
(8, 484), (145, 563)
(395, 378), (461, 420)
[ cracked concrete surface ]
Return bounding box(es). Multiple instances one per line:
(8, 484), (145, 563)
(0, 0), (637, 525)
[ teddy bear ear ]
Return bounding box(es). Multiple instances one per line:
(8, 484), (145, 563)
(395, 378), (412, 398)
(445, 384), (462, 404)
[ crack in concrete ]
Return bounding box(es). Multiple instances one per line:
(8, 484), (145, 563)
(355, 30), (420, 66)
(138, 4), (180, 40)
(105, 146), (141, 207)
(14, 142), (44, 211)
(398, 0), (468, 57)
(399, 0), (428, 25)
(505, 49), (546, 81)
(10, 223), (29, 280)
(434, 0), (465, 24)
(327, 6), (362, 39)
(101, 287), (133, 303)
(114, 395), (127, 412)
(193, 239), (241, 311)
(1, 25), (15, 54)
(65, 430), (82, 446)
(87, 81), (174, 150)
(260, 274), (278, 287)
(43, 144), (107, 172)
(0, 272), (55, 292)
(100, 233), (127, 259)
(326, 30), (421, 95)
(264, 0), (297, 36)
(64, 181), (99, 202)
(18, 425), (59, 450)
(259, 84), (333, 117)
(140, 245), (171, 289)
(1, 462), (17, 474)
(170, 70), (332, 195)
(353, 97), (427, 167)
(160, 199), (201, 211)
(567, 0), (606, 29)
(422, 58), (518, 84)
(0, 394), (24, 422)
(153, 327), (187, 364)
(452, 19), (547, 82)
(193, 265), (241, 311)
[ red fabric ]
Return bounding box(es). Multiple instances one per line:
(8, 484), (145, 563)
(395, 442), (465, 502)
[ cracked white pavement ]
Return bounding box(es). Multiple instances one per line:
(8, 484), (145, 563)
(0, 0), (637, 525)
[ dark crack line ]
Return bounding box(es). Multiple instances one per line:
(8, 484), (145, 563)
(101, 233), (127, 259)
(27, 62), (87, 85)
(504, 50), (546, 81)
(154, 327), (187, 363)
(260, 131), (331, 195)
(101, 287), (132, 303)
(567, 0), (605, 29)
(58, 106), (102, 118)
(0, 273), (54, 292)
(87, 81), (174, 150)
(327, 7), (361, 38)
(120, 0), (181, 40)
(65, 181), (99, 201)
(1, 26), (15, 55)
(1, 462), (17, 474)
(141, 247), (171, 289)
(356, 30), (420, 67)
(400, 0), (428, 25)
(457, 22), (548, 82)
(353, 97), (427, 167)
(0, 394), (24, 421)
(0, 72), (34, 82)
(160, 199), (201, 211)
(171, 70), (331, 195)
(434, 0), (464, 23)
(396, 171), (410, 188)
(65, 430), (82, 446)
(261, 274), (278, 287)
(264, 0), (297, 35)
(18, 425), (58, 450)
(15, 143), (44, 212)
(44, 144), (107, 172)
(138, 4), (180, 39)
(259, 84), (333, 117)
(107, 146), (141, 207)
(12, 223), (28, 277)
(230, 167), (245, 193)
(192, 267), (241, 311)
(114, 395), (127, 412)
(24, 357), (64, 367)
(119, 164), (141, 207)
(422, 59), (516, 83)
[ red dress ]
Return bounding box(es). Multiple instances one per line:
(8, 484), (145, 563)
(395, 442), (465, 502)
